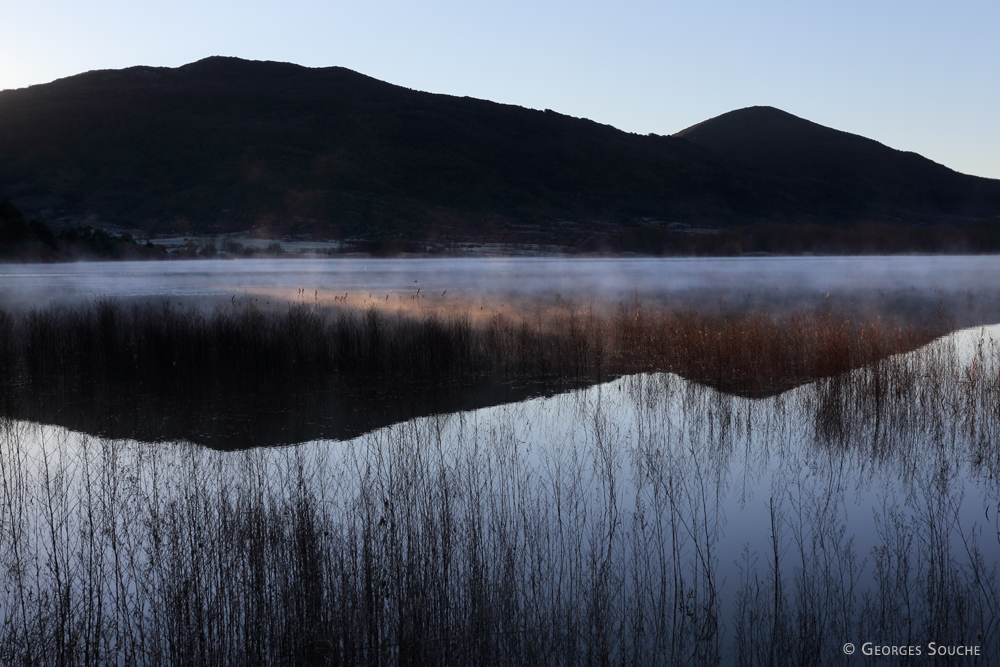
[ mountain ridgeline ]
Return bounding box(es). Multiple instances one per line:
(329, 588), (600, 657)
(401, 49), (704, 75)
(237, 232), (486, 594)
(1, 56), (999, 253)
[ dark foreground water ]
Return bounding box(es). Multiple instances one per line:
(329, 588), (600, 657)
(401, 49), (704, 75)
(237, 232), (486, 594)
(2, 323), (999, 665)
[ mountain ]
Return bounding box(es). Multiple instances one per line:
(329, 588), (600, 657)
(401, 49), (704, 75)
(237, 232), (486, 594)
(0, 57), (770, 242)
(1, 57), (998, 247)
(675, 106), (1000, 221)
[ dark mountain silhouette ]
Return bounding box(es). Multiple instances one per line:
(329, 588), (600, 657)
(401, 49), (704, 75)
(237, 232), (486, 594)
(1, 57), (998, 249)
(675, 106), (1000, 221)
(0, 57), (770, 242)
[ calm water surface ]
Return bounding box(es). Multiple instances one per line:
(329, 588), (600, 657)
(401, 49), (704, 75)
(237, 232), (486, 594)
(3, 256), (1000, 324)
(3, 257), (1000, 663)
(3, 322), (999, 663)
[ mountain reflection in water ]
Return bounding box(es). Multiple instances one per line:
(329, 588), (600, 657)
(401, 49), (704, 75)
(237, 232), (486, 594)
(0, 293), (942, 448)
(1, 324), (999, 665)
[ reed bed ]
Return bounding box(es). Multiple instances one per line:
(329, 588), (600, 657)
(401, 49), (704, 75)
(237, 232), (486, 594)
(0, 297), (943, 415)
(2, 332), (999, 665)
(4, 297), (996, 666)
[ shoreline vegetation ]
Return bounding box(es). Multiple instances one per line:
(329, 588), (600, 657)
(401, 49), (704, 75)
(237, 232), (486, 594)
(6, 200), (1000, 260)
(0, 199), (164, 262)
(1, 306), (998, 664)
(0, 297), (945, 447)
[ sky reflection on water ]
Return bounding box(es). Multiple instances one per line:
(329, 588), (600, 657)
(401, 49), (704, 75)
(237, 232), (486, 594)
(5, 323), (999, 663)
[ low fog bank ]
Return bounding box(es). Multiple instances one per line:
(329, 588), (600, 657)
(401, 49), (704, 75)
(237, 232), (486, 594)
(1, 256), (999, 326)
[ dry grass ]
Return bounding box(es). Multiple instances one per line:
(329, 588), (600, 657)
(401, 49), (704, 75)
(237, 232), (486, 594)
(2, 337), (999, 664)
(1, 292), (999, 664)
(0, 296), (944, 403)
(624, 305), (944, 396)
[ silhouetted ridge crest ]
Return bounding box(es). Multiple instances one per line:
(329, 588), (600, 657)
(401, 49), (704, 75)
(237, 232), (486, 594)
(2, 60), (999, 240)
(178, 55), (307, 78)
(675, 106), (1000, 218)
(676, 106), (925, 175)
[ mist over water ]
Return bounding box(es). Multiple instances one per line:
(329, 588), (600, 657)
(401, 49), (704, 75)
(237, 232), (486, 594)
(3, 257), (1000, 663)
(3, 255), (1000, 325)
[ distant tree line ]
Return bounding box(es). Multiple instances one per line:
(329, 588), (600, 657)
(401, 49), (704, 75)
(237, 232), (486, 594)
(0, 199), (164, 261)
(610, 219), (1000, 255)
(7, 196), (1000, 259)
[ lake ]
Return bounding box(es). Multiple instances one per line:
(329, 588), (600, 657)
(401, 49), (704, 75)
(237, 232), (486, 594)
(4, 255), (1000, 325)
(1, 257), (998, 665)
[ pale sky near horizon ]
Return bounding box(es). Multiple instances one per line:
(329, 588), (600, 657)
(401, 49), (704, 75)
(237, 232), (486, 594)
(2, 0), (998, 179)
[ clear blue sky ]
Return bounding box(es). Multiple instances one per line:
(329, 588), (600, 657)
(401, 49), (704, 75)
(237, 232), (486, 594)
(3, 0), (998, 179)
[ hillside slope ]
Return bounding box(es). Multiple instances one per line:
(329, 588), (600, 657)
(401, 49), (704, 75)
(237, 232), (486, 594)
(676, 106), (1000, 221)
(0, 57), (770, 240)
(1, 59), (998, 244)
